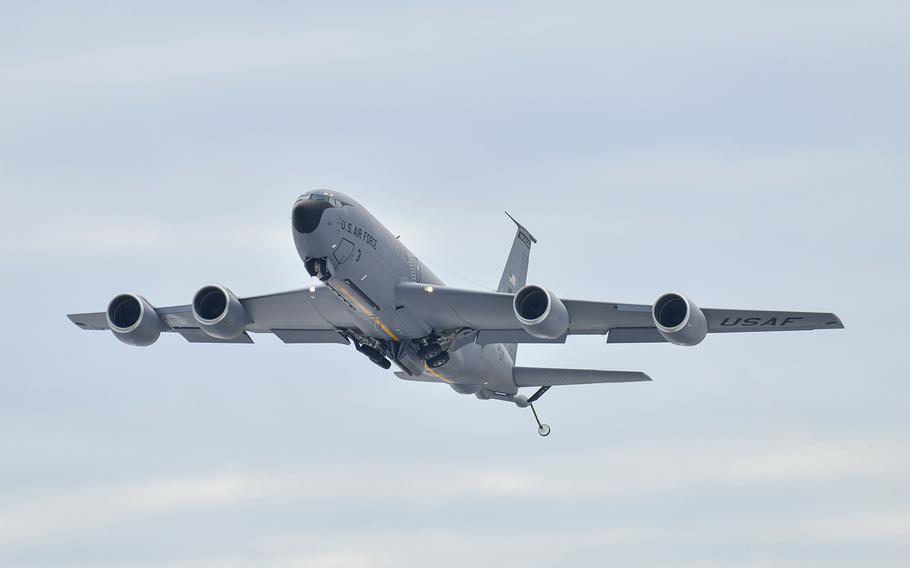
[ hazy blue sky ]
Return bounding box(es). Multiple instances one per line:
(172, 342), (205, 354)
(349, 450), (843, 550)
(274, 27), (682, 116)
(2, 2), (908, 566)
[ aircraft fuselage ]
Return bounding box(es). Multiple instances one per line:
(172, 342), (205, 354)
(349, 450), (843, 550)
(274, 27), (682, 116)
(291, 190), (517, 395)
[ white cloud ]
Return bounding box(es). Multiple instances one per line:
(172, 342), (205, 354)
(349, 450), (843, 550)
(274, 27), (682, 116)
(2, 437), (906, 552)
(1, 3), (908, 567)
(1, 2), (906, 104)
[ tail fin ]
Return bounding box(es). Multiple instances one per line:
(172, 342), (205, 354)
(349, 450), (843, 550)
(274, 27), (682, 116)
(497, 212), (537, 294)
(498, 212), (537, 363)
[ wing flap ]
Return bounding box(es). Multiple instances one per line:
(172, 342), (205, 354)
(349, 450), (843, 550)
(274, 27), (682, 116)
(175, 328), (254, 344)
(607, 327), (667, 344)
(67, 312), (109, 331)
(272, 329), (350, 344)
(476, 330), (568, 345)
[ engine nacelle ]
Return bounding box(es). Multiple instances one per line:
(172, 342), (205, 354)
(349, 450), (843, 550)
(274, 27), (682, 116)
(652, 293), (707, 346)
(192, 285), (251, 340)
(513, 285), (569, 340)
(106, 294), (162, 347)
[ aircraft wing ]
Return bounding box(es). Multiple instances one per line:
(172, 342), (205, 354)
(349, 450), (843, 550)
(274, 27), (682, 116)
(394, 282), (843, 345)
(606, 308), (844, 343)
(67, 286), (359, 344)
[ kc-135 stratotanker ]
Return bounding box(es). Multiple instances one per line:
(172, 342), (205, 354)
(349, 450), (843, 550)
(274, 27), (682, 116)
(69, 191), (844, 436)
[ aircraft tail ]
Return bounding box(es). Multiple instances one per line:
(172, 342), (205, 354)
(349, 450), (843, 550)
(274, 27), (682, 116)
(497, 213), (537, 363)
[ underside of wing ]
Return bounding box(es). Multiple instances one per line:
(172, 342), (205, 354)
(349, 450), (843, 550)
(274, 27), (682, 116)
(395, 282), (654, 343)
(394, 282), (843, 346)
(703, 309), (844, 332)
(67, 286), (356, 345)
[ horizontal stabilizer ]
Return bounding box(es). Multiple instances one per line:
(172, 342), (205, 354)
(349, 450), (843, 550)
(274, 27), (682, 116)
(513, 367), (651, 387)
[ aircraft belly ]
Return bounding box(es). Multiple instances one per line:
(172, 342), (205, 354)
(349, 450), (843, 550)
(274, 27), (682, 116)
(414, 343), (516, 394)
(308, 205), (446, 342)
(323, 218), (516, 389)
(325, 245), (414, 340)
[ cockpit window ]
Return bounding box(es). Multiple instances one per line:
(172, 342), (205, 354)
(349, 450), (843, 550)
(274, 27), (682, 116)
(305, 193), (346, 207)
(294, 196), (335, 233)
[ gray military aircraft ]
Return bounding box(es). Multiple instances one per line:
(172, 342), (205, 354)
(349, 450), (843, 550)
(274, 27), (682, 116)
(69, 191), (844, 435)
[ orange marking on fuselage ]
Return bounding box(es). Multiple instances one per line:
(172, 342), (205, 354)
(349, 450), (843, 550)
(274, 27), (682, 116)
(335, 282), (400, 342)
(423, 363), (453, 383)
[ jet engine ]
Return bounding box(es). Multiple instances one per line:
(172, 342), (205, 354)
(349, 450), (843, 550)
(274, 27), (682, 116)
(106, 293), (162, 346)
(192, 285), (252, 340)
(513, 285), (569, 339)
(652, 293), (707, 346)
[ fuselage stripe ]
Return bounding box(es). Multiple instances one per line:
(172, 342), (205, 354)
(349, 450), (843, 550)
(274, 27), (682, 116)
(423, 364), (453, 383)
(335, 282), (400, 342)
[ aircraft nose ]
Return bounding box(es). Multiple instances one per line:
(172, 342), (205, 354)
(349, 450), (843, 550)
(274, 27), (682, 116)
(292, 199), (332, 234)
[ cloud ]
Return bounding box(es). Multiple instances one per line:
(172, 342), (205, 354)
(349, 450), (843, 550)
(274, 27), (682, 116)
(2, 437), (906, 552)
(1, 3), (908, 567)
(5, 141), (904, 263)
(2, 1), (906, 105)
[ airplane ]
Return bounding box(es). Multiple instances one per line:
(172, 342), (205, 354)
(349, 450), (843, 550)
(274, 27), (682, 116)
(68, 190), (844, 436)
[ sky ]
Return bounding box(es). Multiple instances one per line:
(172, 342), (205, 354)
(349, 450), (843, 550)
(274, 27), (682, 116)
(1, 1), (909, 566)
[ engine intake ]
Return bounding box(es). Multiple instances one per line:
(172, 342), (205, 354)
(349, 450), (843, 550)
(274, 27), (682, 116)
(192, 285), (251, 339)
(106, 294), (162, 346)
(513, 285), (569, 339)
(652, 293), (707, 346)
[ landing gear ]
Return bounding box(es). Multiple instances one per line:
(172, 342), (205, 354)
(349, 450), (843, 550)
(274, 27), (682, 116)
(527, 386), (551, 437)
(416, 334), (449, 369)
(305, 257), (331, 281)
(357, 344), (381, 359)
(417, 342), (443, 360)
(355, 343), (391, 369)
(426, 351), (449, 368)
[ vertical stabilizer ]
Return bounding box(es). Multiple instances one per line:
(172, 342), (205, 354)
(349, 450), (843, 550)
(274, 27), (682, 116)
(498, 212), (537, 362)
